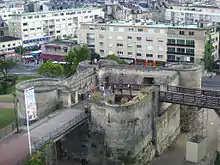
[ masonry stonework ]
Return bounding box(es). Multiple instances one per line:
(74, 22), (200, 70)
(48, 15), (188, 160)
(16, 62), (201, 164)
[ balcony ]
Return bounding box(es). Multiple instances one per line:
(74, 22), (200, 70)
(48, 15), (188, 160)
(167, 51), (194, 56)
(167, 43), (195, 47)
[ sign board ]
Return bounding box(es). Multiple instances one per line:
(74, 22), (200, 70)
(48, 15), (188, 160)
(24, 87), (37, 121)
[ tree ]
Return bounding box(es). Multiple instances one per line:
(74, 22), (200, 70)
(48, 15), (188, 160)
(15, 46), (26, 55)
(104, 54), (129, 64)
(64, 45), (90, 77)
(0, 59), (16, 77)
(203, 36), (215, 72)
(37, 61), (64, 78)
(91, 52), (101, 61)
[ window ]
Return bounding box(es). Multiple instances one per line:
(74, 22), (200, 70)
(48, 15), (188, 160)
(167, 39), (175, 45)
(158, 38), (163, 42)
(28, 16), (33, 19)
(35, 15), (39, 18)
(2, 45), (5, 48)
(137, 53), (142, 56)
(137, 37), (142, 41)
(128, 36), (132, 39)
(23, 29), (28, 32)
(23, 23), (27, 26)
(13, 43), (16, 46)
(83, 11), (86, 13)
(127, 44), (132, 48)
(23, 17), (26, 19)
(138, 28), (143, 32)
(99, 42), (104, 46)
(146, 46), (153, 50)
(177, 39), (185, 45)
(84, 16), (88, 18)
(186, 49), (194, 55)
(37, 27), (41, 30)
(177, 48), (185, 54)
(137, 45), (142, 48)
(189, 31), (194, 35)
(100, 50), (104, 54)
(68, 23), (72, 26)
(158, 55), (163, 58)
(77, 12), (81, 14)
(146, 38), (153, 42)
(8, 44), (10, 47)
(42, 15), (46, 17)
(179, 31), (185, 35)
(128, 52), (132, 55)
(117, 43), (123, 47)
(129, 28), (134, 31)
(146, 54), (153, 57)
(117, 51), (123, 55)
(186, 40), (195, 47)
(99, 34), (104, 38)
(89, 15), (93, 18)
(88, 11), (91, 13)
(167, 47), (175, 53)
(30, 28), (35, 30)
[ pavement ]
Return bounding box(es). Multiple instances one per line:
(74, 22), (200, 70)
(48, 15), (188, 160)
(0, 102), (14, 109)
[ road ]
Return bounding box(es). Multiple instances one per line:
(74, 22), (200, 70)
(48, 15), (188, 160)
(8, 64), (39, 76)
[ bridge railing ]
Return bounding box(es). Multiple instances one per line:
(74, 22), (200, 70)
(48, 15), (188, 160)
(167, 85), (220, 97)
(32, 112), (89, 151)
(159, 91), (220, 109)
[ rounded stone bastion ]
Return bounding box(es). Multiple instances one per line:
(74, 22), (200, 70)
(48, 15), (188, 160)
(90, 86), (157, 164)
(166, 63), (202, 132)
(166, 63), (202, 88)
(16, 78), (63, 125)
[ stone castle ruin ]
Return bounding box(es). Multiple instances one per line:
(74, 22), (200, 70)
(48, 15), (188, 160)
(16, 61), (202, 165)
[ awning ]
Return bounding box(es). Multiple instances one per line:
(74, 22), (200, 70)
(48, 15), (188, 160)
(40, 53), (64, 61)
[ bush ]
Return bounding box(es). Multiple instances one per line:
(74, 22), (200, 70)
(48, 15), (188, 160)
(92, 92), (100, 101)
(108, 98), (113, 104)
(140, 88), (146, 94)
(215, 151), (220, 165)
(121, 97), (128, 104)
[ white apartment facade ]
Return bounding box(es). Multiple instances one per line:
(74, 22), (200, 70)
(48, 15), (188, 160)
(78, 21), (168, 66)
(8, 7), (104, 48)
(0, 36), (22, 55)
(165, 6), (220, 24)
(0, 6), (24, 24)
(78, 21), (219, 65)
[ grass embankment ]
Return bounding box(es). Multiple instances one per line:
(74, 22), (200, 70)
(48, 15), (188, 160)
(0, 76), (37, 128)
(0, 108), (15, 129)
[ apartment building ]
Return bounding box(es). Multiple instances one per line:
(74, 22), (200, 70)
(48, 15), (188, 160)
(8, 7), (104, 48)
(0, 6), (24, 24)
(165, 5), (220, 24)
(41, 40), (78, 61)
(78, 21), (219, 65)
(0, 36), (22, 55)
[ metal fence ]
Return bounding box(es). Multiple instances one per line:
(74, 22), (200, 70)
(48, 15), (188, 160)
(0, 121), (16, 139)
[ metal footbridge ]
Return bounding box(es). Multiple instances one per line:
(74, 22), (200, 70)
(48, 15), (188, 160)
(159, 85), (220, 110)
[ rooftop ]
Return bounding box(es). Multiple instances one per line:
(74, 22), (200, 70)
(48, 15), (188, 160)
(44, 39), (78, 47)
(86, 21), (208, 29)
(0, 36), (20, 42)
(11, 7), (101, 16)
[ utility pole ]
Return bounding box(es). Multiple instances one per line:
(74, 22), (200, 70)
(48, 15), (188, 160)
(13, 78), (20, 133)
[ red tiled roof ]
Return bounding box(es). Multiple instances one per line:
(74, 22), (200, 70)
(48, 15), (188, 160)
(40, 53), (64, 61)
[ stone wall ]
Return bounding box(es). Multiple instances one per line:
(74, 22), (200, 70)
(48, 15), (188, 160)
(91, 87), (154, 153)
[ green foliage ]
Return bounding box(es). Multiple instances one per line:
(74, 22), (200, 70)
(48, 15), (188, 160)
(118, 153), (136, 165)
(0, 59), (16, 77)
(15, 46), (26, 54)
(203, 36), (215, 72)
(108, 98), (113, 104)
(92, 92), (100, 101)
(26, 151), (45, 165)
(37, 61), (64, 78)
(0, 108), (15, 129)
(64, 45), (90, 77)
(215, 151), (220, 165)
(91, 52), (101, 61)
(121, 97), (128, 104)
(140, 88), (146, 94)
(104, 54), (129, 64)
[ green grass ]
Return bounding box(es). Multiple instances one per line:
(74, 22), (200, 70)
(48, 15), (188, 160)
(0, 95), (14, 102)
(0, 108), (15, 129)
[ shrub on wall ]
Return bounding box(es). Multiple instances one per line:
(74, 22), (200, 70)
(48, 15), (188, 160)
(121, 97), (128, 104)
(92, 92), (101, 101)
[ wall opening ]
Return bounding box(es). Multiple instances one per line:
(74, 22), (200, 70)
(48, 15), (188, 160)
(143, 77), (154, 85)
